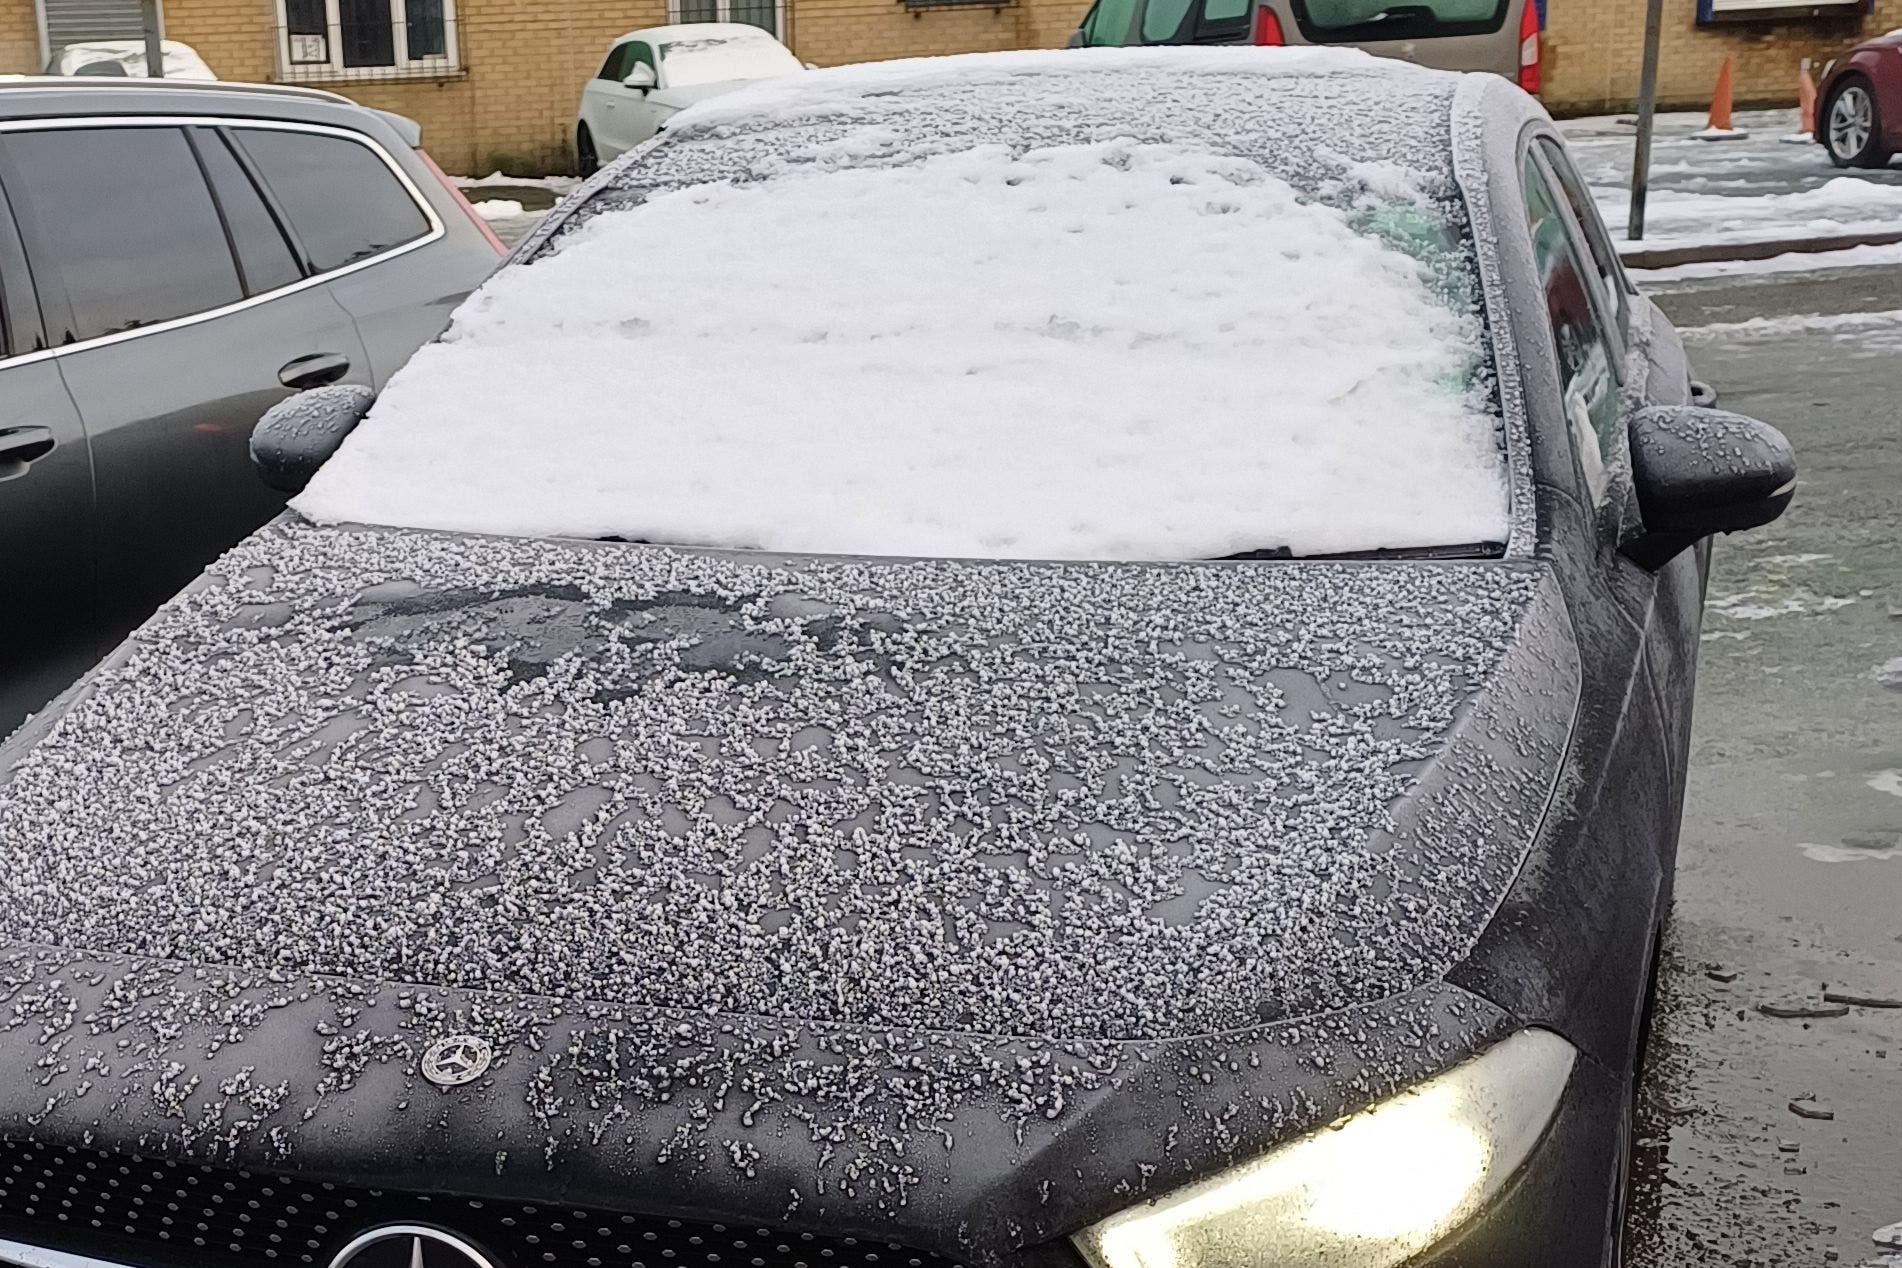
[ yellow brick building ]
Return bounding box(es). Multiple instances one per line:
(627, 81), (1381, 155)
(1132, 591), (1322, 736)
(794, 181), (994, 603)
(3, 0), (1900, 172)
(1542, 0), (1902, 116)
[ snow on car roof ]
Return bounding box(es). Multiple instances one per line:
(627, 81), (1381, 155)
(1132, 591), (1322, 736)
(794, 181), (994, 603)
(296, 48), (1509, 561)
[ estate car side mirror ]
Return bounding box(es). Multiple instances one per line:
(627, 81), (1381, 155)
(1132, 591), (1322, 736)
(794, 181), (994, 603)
(1621, 405), (1796, 570)
(622, 64), (657, 91)
(250, 384), (376, 495)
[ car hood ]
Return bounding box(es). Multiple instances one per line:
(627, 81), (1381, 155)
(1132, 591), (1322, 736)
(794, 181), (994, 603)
(650, 77), (770, 111)
(0, 518), (1580, 1260)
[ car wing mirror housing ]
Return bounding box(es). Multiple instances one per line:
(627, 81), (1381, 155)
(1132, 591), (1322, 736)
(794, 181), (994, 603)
(1622, 404), (1796, 570)
(623, 64), (657, 90)
(251, 384), (376, 495)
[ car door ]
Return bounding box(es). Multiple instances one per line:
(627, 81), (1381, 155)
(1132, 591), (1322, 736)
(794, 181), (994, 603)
(0, 121), (372, 640)
(583, 43), (632, 157)
(0, 178), (94, 740)
(1530, 135), (1706, 767)
(617, 42), (664, 151)
(225, 123), (456, 384)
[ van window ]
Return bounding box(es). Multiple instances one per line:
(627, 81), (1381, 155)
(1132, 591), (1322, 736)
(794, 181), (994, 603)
(234, 128), (431, 273)
(4, 126), (243, 343)
(1141, 0), (1194, 41)
(1292, 0), (1508, 39)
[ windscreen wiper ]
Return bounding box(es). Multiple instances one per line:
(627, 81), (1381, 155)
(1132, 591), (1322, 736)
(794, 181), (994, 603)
(1358, 4), (1438, 23)
(1218, 541), (1505, 562)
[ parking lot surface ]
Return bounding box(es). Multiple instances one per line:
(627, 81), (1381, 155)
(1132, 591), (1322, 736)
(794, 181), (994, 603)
(1630, 263), (1902, 1266)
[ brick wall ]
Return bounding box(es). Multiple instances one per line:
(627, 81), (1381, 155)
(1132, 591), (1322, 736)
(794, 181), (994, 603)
(0, 0), (1088, 172)
(0, 1), (37, 73)
(1543, 0), (1902, 116)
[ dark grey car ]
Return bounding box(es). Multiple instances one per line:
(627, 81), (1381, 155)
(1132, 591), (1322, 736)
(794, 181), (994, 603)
(0, 77), (503, 737)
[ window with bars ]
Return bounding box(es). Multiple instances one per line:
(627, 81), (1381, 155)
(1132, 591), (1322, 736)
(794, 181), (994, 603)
(669, 0), (782, 39)
(275, 0), (458, 81)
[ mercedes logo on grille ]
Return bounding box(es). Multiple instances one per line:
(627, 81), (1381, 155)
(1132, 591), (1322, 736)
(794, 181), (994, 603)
(421, 1033), (493, 1088)
(330, 1224), (501, 1268)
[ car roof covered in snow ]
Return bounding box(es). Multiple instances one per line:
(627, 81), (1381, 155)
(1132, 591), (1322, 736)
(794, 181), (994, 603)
(608, 21), (788, 45)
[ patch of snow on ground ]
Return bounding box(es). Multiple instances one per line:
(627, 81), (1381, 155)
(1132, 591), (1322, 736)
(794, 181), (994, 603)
(1876, 657), (1902, 688)
(1709, 591), (1856, 620)
(1632, 241), (1902, 284)
(1680, 310), (1902, 342)
(1869, 771), (1902, 799)
(300, 135), (1506, 559)
(471, 198), (526, 220)
(1798, 840), (1902, 864)
(1596, 177), (1902, 248)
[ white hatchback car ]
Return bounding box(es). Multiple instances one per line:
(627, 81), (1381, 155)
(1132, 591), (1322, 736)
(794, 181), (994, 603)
(576, 22), (803, 173)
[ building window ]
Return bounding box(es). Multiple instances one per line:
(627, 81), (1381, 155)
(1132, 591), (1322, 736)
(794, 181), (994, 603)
(669, 0), (782, 39)
(275, 0), (458, 81)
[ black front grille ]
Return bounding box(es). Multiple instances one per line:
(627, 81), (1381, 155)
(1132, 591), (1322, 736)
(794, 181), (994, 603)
(0, 1139), (960, 1268)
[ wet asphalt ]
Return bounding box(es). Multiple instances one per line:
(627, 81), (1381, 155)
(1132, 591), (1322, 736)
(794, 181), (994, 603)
(1628, 264), (1902, 1266)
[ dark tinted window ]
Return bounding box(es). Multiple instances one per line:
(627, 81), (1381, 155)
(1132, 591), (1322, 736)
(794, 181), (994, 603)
(6, 127), (242, 343)
(235, 129), (430, 272)
(1292, 0), (1508, 38)
(1523, 154), (1618, 501)
(598, 44), (629, 79)
(190, 129), (303, 296)
(1536, 137), (1628, 335)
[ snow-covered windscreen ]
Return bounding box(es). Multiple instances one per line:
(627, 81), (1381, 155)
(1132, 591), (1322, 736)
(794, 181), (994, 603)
(296, 49), (1511, 561)
(659, 30), (801, 86)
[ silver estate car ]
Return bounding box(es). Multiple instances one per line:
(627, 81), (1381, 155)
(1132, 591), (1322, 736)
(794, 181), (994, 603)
(1071, 0), (1542, 91)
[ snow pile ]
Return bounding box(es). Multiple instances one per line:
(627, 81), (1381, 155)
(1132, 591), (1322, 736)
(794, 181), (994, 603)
(52, 38), (217, 80)
(300, 53), (1506, 561)
(471, 198), (527, 220)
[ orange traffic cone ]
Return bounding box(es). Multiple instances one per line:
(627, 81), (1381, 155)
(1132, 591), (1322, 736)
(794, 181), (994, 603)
(1708, 57), (1736, 130)
(1783, 57), (1819, 144)
(1695, 56), (1749, 140)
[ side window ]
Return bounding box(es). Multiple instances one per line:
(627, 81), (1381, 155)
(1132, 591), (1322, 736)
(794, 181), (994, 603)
(1536, 137), (1629, 336)
(598, 43), (629, 80)
(234, 128), (431, 273)
(1522, 152), (1620, 503)
(3, 126), (243, 344)
(1141, 0), (1195, 41)
(189, 129), (304, 296)
(628, 41), (657, 78)
(1084, 0), (1139, 44)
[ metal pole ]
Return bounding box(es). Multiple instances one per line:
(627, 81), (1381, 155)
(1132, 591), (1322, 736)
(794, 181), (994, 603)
(141, 0), (165, 78)
(1628, 0), (1666, 240)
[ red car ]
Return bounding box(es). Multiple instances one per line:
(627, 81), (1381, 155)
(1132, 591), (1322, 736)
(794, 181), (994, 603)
(1819, 32), (1902, 167)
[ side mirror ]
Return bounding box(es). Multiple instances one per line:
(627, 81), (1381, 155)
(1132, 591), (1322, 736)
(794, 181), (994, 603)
(1622, 405), (1795, 569)
(251, 384), (375, 494)
(622, 63), (656, 91)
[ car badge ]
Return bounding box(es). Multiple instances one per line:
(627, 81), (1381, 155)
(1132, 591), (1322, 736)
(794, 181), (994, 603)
(421, 1034), (493, 1088)
(329, 1224), (501, 1268)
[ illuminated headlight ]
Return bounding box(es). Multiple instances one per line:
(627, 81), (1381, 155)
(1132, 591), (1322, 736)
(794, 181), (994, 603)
(1073, 1029), (1577, 1268)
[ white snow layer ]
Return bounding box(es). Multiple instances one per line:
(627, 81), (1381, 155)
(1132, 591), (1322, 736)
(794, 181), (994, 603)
(299, 52), (1508, 561)
(1598, 177), (1902, 250)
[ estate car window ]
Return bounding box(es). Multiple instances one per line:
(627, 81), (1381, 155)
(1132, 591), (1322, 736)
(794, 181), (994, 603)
(1291, 0), (1508, 38)
(189, 130), (303, 296)
(234, 129), (430, 273)
(1082, 0), (1138, 44)
(5, 127), (242, 344)
(1522, 153), (1619, 502)
(1141, 0), (1195, 42)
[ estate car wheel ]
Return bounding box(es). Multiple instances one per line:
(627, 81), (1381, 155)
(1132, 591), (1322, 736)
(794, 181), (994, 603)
(1825, 79), (1891, 169)
(577, 124), (600, 177)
